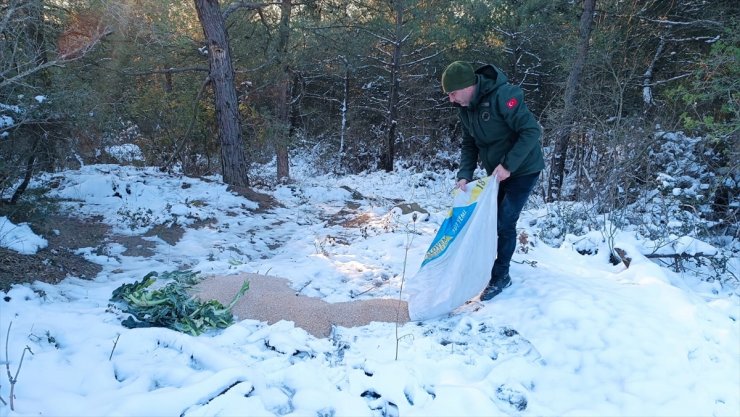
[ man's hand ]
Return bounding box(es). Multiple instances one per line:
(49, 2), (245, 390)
(492, 164), (511, 182)
(456, 179), (468, 191)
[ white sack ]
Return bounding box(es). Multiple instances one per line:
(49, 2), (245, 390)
(406, 177), (498, 320)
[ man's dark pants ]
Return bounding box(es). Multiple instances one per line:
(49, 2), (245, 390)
(491, 172), (540, 280)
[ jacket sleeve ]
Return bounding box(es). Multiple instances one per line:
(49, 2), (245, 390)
(496, 84), (542, 173)
(457, 116), (479, 181)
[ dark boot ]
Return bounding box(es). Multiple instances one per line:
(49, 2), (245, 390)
(480, 274), (511, 301)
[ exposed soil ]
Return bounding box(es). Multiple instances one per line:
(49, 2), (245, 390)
(0, 185), (287, 293)
(0, 184), (391, 294)
(227, 185), (281, 213)
(0, 212), (187, 293)
(1, 214), (104, 292)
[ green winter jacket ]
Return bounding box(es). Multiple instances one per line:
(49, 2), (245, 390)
(456, 65), (545, 181)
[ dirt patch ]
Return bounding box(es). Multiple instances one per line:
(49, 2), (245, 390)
(107, 235), (157, 257)
(0, 211), (177, 293)
(0, 247), (102, 292)
(337, 212), (374, 228)
(227, 185), (281, 213)
(189, 217), (218, 229)
(0, 214), (108, 292)
(144, 222), (186, 246)
(137, 218), (218, 250)
(36, 214), (111, 250)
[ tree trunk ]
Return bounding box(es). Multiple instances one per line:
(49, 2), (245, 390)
(339, 56), (349, 169)
(642, 36), (665, 111)
(9, 0), (46, 203)
(275, 0), (293, 180)
(194, 0), (249, 187)
(547, 0), (596, 201)
(10, 138), (39, 204)
(381, 2), (403, 173)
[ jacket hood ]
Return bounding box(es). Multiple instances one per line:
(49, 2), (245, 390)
(469, 64), (508, 107)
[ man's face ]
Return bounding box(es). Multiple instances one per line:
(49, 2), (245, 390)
(447, 85), (476, 107)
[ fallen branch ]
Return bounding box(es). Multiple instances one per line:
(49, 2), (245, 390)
(645, 252), (718, 273)
(644, 252), (715, 260)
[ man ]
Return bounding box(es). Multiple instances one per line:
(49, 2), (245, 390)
(441, 60), (544, 301)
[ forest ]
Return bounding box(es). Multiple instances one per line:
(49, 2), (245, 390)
(1, 0), (738, 278)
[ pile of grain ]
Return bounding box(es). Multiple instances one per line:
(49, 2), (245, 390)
(193, 273), (409, 338)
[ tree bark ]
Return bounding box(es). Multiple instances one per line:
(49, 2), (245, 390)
(10, 0), (46, 202)
(642, 36), (665, 110)
(10, 137), (39, 204)
(547, 0), (596, 201)
(381, 1), (403, 173)
(339, 55), (349, 168)
(275, 0), (293, 180)
(194, 0), (250, 187)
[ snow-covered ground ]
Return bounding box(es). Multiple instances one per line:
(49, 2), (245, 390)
(1, 160), (738, 416)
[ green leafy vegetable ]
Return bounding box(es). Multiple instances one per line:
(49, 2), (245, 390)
(109, 270), (249, 336)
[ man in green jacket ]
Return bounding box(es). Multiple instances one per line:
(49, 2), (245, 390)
(442, 60), (544, 301)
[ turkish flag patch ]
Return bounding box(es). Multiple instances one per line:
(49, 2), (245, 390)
(506, 98), (518, 109)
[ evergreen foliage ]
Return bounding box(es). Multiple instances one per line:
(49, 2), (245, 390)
(1, 0), (736, 253)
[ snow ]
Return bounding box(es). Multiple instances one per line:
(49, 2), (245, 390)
(105, 144), (145, 162)
(1, 159), (738, 417)
(0, 101), (21, 138)
(0, 116), (13, 129)
(0, 217), (48, 255)
(0, 103), (22, 114)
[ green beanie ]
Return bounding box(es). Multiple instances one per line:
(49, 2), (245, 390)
(441, 61), (476, 93)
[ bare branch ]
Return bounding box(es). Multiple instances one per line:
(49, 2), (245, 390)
(1, 24), (112, 89)
(399, 49), (445, 68)
(123, 66), (210, 76)
(665, 35), (721, 43)
(644, 252), (716, 260)
(645, 72), (692, 86)
(222, 1), (273, 20)
(0, 0), (23, 35)
(0, 60), (64, 89)
(638, 17), (724, 27)
(350, 25), (397, 45)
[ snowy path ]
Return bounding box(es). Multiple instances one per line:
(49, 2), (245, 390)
(1, 165), (737, 416)
(473, 245), (739, 416)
